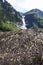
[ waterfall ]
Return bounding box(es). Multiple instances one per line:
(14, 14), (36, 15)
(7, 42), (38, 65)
(3, 0), (5, 2)
(20, 16), (27, 29)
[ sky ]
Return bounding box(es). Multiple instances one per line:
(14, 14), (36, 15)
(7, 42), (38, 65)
(6, 0), (43, 13)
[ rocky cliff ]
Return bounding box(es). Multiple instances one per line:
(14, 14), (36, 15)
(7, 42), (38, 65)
(0, 29), (43, 65)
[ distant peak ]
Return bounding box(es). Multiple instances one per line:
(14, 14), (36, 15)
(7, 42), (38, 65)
(31, 8), (40, 11)
(29, 8), (43, 14)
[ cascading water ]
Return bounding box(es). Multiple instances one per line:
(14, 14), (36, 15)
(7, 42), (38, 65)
(3, 0), (5, 2)
(20, 16), (27, 29)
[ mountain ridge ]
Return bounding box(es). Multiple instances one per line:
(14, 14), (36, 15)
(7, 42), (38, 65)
(24, 8), (43, 16)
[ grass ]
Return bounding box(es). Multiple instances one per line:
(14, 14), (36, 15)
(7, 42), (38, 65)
(0, 21), (18, 31)
(38, 27), (43, 31)
(33, 25), (43, 31)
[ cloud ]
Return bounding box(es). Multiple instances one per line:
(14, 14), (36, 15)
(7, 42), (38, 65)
(6, 0), (43, 12)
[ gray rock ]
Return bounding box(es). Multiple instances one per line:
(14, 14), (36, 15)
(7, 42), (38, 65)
(0, 29), (43, 65)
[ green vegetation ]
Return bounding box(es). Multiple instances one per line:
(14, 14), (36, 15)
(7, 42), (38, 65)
(25, 9), (43, 30)
(33, 24), (43, 31)
(0, 0), (22, 31)
(0, 5), (18, 31)
(33, 26), (43, 31)
(0, 21), (18, 31)
(40, 20), (43, 25)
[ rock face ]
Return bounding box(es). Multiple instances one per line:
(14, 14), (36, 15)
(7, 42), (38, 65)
(0, 29), (43, 65)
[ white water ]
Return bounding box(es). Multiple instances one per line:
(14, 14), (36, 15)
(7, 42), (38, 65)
(3, 0), (5, 2)
(20, 16), (27, 29)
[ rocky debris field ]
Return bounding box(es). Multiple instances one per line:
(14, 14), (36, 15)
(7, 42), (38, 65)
(0, 29), (43, 65)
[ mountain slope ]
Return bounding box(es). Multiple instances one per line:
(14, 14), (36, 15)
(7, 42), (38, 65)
(0, 0), (22, 31)
(25, 9), (43, 16)
(25, 9), (43, 30)
(0, 0), (22, 22)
